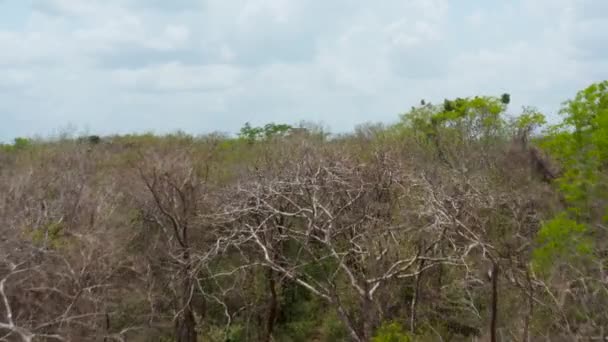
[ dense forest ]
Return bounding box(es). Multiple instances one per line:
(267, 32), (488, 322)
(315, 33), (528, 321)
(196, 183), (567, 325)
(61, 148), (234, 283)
(1, 81), (607, 341)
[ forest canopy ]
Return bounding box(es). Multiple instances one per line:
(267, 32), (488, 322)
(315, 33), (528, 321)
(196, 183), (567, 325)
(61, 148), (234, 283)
(1, 81), (607, 341)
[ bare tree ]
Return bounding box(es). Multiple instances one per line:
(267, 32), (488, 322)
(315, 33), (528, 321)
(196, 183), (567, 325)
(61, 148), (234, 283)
(217, 148), (462, 342)
(132, 148), (232, 341)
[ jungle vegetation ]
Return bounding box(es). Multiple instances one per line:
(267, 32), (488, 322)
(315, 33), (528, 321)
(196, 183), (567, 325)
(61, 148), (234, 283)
(1, 81), (607, 341)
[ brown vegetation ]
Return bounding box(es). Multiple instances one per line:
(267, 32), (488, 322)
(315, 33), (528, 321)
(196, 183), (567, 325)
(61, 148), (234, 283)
(1, 85), (607, 341)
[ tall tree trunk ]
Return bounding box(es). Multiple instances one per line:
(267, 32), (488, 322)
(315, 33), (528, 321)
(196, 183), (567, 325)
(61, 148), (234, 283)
(103, 312), (110, 342)
(361, 292), (373, 342)
(335, 304), (363, 342)
(522, 269), (533, 342)
(176, 249), (197, 342)
(264, 268), (278, 342)
(490, 262), (499, 342)
(331, 287), (363, 342)
(176, 302), (197, 342)
(410, 258), (426, 333)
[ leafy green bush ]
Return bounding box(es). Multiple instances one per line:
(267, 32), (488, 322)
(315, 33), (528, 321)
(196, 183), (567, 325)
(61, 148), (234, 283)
(533, 213), (592, 272)
(238, 122), (293, 143)
(372, 322), (412, 342)
(13, 137), (31, 149)
(30, 221), (65, 249)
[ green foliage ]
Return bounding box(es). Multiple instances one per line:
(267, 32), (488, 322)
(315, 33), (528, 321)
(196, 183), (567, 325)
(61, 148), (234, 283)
(13, 137), (31, 149)
(516, 107), (546, 131)
(372, 322), (412, 342)
(536, 81), (608, 270)
(274, 282), (322, 341)
(543, 81), (608, 177)
(399, 94), (509, 165)
(87, 135), (101, 144)
(238, 122), (293, 143)
(532, 213), (592, 272)
(77, 135), (102, 145)
(238, 122), (263, 142)
(30, 221), (66, 249)
(316, 310), (348, 341)
(401, 94), (508, 138)
(4, 81), (608, 341)
(3, 137), (34, 152)
(535, 81), (608, 270)
(561, 81), (608, 135)
(206, 324), (244, 342)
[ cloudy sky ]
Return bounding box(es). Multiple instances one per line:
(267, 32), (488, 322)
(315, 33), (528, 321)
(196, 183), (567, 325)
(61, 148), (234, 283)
(0, 0), (606, 141)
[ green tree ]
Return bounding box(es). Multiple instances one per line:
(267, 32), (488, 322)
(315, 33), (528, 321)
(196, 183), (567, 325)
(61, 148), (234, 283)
(13, 137), (31, 149)
(238, 122), (293, 143)
(534, 80), (608, 269)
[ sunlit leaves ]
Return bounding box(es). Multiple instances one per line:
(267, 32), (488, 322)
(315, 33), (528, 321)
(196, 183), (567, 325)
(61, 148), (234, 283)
(532, 214), (591, 273)
(238, 122), (293, 143)
(534, 80), (608, 272)
(515, 107), (546, 131)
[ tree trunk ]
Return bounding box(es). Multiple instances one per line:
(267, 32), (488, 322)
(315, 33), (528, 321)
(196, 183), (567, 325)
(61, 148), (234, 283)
(490, 262), (499, 342)
(335, 304), (363, 342)
(522, 269), (533, 342)
(176, 249), (197, 342)
(410, 258), (426, 333)
(330, 288), (364, 342)
(103, 312), (110, 342)
(264, 268), (278, 342)
(361, 293), (373, 342)
(176, 304), (197, 342)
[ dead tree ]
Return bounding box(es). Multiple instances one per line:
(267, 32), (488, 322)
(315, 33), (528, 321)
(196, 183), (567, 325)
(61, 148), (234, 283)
(136, 153), (205, 342)
(221, 152), (458, 342)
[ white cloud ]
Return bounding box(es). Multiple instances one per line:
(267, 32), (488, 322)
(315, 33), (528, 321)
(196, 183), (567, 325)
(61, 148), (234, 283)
(0, 68), (33, 90)
(466, 10), (485, 28)
(0, 0), (606, 141)
(112, 62), (242, 92)
(238, 0), (294, 25)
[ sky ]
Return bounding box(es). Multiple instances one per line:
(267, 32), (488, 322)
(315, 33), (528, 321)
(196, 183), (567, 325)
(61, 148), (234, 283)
(0, 0), (607, 141)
